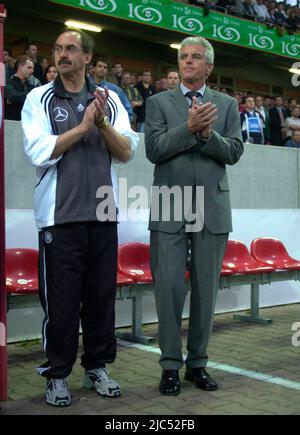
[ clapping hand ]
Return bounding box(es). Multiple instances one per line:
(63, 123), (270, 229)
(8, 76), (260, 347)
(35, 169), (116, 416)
(188, 97), (217, 138)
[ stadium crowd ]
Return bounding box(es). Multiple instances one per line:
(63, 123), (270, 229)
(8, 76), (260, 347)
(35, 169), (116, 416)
(4, 43), (300, 147)
(177, 0), (300, 33)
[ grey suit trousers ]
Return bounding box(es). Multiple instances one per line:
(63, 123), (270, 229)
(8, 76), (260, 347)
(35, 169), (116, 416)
(150, 227), (228, 370)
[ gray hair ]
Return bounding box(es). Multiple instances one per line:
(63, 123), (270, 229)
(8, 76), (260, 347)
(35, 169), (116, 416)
(178, 37), (214, 65)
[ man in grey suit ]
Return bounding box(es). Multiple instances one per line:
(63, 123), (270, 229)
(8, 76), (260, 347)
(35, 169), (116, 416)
(145, 36), (243, 396)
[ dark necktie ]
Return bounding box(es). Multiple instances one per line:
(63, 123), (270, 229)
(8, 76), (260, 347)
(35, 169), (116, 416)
(185, 91), (201, 107)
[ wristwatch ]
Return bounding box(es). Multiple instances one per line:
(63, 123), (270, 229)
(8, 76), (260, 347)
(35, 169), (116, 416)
(100, 115), (110, 127)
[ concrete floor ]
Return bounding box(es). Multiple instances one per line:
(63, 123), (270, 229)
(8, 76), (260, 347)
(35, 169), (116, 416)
(1, 304), (300, 415)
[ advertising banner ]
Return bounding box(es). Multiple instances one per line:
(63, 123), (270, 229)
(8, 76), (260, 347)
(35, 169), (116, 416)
(50, 0), (300, 59)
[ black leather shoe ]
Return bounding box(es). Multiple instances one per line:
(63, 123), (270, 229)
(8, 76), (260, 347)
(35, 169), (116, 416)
(159, 370), (181, 396)
(185, 367), (218, 391)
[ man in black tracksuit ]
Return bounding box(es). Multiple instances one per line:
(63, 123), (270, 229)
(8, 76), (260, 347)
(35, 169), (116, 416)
(22, 29), (138, 407)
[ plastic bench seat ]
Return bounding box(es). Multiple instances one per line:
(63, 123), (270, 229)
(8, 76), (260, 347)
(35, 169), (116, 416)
(117, 243), (155, 344)
(6, 249), (39, 295)
(221, 267), (234, 277)
(117, 272), (134, 287)
(223, 240), (275, 274)
(118, 243), (153, 283)
(251, 238), (300, 271)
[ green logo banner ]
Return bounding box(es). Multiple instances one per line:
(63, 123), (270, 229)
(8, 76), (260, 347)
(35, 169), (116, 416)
(49, 0), (300, 60)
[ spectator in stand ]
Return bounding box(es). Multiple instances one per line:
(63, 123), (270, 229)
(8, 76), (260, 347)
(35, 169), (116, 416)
(135, 69), (157, 133)
(287, 98), (298, 116)
(4, 49), (15, 80)
(108, 62), (123, 87)
(274, 2), (288, 26)
(287, 7), (300, 33)
(268, 7), (277, 25)
(91, 58), (133, 122)
(234, 91), (244, 112)
(220, 87), (229, 95)
(284, 107), (300, 142)
(269, 96), (288, 145)
(242, 0), (258, 19)
(255, 95), (271, 143)
(166, 69), (180, 90)
(188, 0), (215, 14)
(254, 0), (271, 20)
(121, 71), (143, 129)
(40, 57), (49, 74)
(286, 5), (293, 23)
(130, 73), (137, 87)
(25, 44), (43, 85)
(234, 0), (245, 15)
(216, 0), (239, 15)
(285, 130), (300, 148)
(4, 55), (35, 121)
(155, 80), (161, 92)
(159, 78), (168, 92)
(240, 95), (265, 144)
(136, 74), (143, 83)
(283, 98), (290, 111)
(42, 64), (58, 84)
(265, 96), (274, 110)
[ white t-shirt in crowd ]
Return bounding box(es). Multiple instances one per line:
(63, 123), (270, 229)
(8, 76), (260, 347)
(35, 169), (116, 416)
(285, 117), (300, 138)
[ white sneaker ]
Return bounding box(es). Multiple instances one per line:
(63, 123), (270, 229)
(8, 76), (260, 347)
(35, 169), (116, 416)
(45, 378), (71, 407)
(83, 367), (121, 397)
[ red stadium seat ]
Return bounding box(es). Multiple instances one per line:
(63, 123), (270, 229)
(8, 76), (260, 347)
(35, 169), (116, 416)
(117, 272), (134, 287)
(6, 249), (39, 295)
(223, 240), (275, 274)
(118, 243), (153, 283)
(221, 267), (234, 277)
(251, 238), (300, 271)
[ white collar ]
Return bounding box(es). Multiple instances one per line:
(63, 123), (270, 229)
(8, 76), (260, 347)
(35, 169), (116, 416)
(180, 83), (206, 97)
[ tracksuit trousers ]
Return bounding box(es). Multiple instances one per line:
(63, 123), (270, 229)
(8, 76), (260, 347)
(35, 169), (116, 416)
(37, 222), (118, 379)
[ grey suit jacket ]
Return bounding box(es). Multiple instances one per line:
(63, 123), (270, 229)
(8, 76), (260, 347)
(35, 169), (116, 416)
(145, 86), (243, 234)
